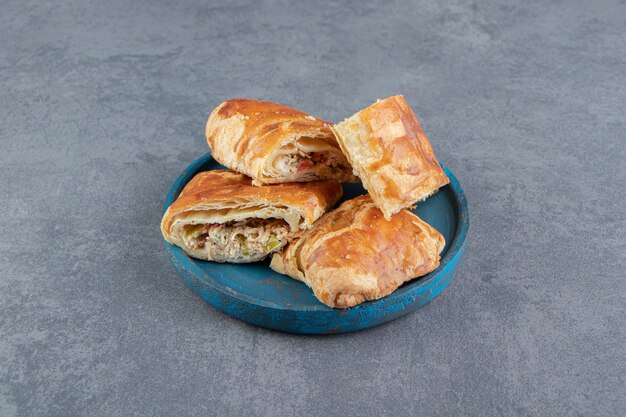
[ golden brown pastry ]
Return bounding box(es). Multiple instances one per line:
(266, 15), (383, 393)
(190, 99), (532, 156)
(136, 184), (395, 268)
(331, 95), (449, 219)
(206, 99), (358, 185)
(270, 195), (445, 308)
(161, 170), (342, 263)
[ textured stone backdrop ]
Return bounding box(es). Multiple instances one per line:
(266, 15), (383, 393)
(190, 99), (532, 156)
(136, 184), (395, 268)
(0, 0), (624, 416)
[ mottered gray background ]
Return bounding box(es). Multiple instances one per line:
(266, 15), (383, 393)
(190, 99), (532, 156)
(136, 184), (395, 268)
(1, 0), (624, 416)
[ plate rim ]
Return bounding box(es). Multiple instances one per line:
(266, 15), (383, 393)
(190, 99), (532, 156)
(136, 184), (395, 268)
(163, 152), (469, 313)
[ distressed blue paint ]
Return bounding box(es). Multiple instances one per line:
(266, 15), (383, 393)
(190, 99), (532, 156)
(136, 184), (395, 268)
(163, 152), (469, 334)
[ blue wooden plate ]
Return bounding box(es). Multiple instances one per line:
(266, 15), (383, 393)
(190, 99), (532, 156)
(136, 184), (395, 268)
(163, 152), (469, 334)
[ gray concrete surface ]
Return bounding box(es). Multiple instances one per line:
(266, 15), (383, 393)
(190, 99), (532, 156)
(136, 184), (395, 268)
(1, 0), (625, 416)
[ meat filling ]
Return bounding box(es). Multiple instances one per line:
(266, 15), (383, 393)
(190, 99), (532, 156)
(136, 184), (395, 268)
(182, 218), (291, 260)
(282, 151), (345, 176)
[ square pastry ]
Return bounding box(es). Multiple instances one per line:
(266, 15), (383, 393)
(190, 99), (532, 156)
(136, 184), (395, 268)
(332, 95), (449, 219)
(270, 195), (445, 308)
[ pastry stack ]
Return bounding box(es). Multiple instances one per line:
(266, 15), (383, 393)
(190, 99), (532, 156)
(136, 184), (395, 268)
(161, 96), (449, 308)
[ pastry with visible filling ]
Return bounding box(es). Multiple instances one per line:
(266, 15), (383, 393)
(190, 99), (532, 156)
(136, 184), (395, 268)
(270, 195), (445, 308)
(161, 170), (342, 263)
(331, 95), (449, 219)
(206, 99), (358, 185)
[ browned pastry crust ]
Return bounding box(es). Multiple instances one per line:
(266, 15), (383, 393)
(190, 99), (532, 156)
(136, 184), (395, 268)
(206, 99), (358, 185)
(331, 95), (449, 219)
(270, 194), (445, 308)
(161, 170), (343, 263)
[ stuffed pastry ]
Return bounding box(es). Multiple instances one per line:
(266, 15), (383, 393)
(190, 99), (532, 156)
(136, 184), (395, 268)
(331, 95), (449, 219)
(206, 99), (358, 185)
(270, 195), (445, 308)
(161, 170), (342, 263)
